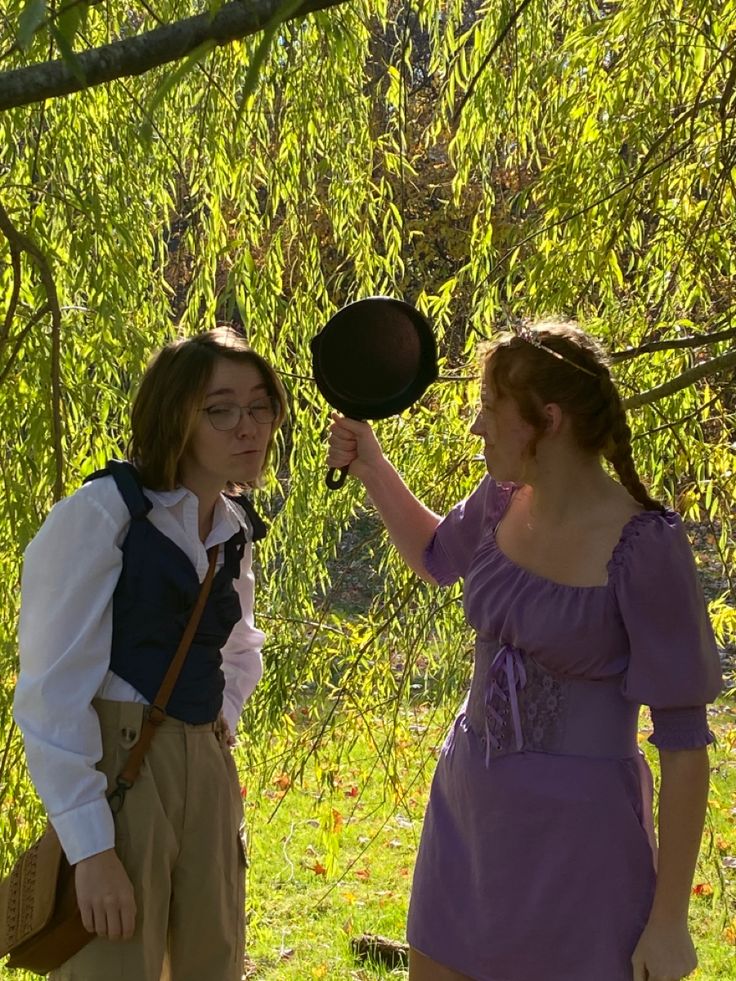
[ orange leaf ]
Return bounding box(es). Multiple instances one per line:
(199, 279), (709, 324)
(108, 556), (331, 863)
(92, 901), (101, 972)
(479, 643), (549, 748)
(310, 862), (327, 877)
(355, 867), (371, 880)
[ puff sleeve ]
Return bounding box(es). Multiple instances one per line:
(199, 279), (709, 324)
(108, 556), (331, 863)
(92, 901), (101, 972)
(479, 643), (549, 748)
(423, 476), (513, 586)
(613, 510), (723, 750)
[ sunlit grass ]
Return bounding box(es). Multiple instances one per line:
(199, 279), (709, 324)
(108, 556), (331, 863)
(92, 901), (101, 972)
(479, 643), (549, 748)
(239, 699), (736, 980)
(1, 698), (734, 980)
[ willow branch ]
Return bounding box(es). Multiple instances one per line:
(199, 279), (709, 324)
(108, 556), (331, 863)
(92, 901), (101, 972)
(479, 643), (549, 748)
(452, 0), (536, 125)
(631, 395), (722, 440)
(0, 0), (349, 111)
(0, 200), (64, 501)
(622, 348), (736, 410)
(0, 243), (20, 342)
(611, 325), (736, 361)
(0, 303), (52, 388)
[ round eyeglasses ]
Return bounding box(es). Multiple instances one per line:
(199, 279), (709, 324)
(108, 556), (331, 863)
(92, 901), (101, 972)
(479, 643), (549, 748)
(201, 398), (278, 431)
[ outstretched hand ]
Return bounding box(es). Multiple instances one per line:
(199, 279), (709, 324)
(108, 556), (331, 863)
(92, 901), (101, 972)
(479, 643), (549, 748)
(75, 848), (137, 940)
(631, 918), (697, 981)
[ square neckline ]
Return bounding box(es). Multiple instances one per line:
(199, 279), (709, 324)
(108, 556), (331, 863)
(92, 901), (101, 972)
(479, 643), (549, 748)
(489, 484), (649, 591)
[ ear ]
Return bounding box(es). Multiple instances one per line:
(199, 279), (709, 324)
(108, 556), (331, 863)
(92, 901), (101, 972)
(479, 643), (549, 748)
(543, 402), (564, 435)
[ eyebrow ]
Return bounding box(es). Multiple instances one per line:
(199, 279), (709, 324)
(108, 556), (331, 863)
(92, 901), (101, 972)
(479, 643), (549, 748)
(204, 383), (268, 399)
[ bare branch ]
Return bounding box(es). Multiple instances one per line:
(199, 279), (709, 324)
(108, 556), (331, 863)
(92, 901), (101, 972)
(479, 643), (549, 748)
(0, 0), (349, 111)
(622, 348), (736, 410)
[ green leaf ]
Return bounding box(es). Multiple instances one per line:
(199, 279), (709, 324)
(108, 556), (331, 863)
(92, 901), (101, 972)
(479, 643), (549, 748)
(17, 0), (46, 52)
(141, 39), (217, 140)
(49, 24), (85, 85)
(235, 0), (305, 128)
(57, 0), (88, 46)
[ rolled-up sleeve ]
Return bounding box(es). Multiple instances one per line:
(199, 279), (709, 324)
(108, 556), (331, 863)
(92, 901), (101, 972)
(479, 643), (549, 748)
(14, 484), (126, 864)
(613, 511), (723, 750)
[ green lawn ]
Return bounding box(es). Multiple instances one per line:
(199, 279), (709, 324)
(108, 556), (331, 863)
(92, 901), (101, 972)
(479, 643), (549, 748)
(240, 700), (736, 980)
(2, 699), (734, 980)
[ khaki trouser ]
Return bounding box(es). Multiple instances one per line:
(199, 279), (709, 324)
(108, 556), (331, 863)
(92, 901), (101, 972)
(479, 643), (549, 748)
(50, 699), (246, 981)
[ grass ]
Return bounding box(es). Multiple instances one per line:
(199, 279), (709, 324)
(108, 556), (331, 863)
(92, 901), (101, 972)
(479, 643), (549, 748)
(2, 698), (735, 980)
(239, 699), (736, 980)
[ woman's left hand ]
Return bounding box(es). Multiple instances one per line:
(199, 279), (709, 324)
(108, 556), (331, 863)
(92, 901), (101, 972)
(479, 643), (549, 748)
(631, 918), (697, 981)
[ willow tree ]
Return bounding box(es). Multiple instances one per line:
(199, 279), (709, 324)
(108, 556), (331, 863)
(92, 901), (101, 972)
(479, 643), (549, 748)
(0, 0), (734, 856)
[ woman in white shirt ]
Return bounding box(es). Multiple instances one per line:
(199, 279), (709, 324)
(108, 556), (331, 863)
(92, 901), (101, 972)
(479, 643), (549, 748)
(15, 326), (286, 981)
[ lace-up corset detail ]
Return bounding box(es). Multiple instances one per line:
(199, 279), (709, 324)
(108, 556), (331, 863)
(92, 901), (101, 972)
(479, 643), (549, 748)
(477, 638), (566, 764)
(456, 635), (640, 764)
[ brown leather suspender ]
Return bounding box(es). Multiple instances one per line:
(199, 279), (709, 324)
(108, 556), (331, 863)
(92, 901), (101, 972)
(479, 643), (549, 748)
(107, 544), (219, 814)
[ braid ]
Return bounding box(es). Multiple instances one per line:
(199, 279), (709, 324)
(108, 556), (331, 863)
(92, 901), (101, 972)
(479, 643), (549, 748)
(597, 371), (664, 512)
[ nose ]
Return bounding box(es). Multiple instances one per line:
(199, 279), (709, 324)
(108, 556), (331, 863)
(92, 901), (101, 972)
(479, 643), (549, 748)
(235, 406), (258, 437)
(469, 411), (484, 437)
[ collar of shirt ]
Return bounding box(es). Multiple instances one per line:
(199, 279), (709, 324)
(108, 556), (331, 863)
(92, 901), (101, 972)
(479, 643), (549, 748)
(144, 485), (250, 549)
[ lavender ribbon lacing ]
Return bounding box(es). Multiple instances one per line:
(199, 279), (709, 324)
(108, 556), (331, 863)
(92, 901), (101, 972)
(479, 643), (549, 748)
(484, 643), (527, 766)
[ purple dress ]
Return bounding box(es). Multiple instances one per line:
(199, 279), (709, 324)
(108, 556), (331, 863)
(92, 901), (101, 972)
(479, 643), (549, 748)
(407, 477), (723, 981)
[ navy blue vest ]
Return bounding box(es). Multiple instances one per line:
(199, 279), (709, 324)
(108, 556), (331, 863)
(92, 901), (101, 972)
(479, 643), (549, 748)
(85, 461), (267, 725)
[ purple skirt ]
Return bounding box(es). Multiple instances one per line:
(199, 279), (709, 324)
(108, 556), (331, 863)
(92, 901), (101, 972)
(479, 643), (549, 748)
(406, 713), (656, 981)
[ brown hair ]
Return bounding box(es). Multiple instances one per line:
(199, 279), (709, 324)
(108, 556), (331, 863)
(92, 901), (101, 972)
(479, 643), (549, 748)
(481, 319), (663, 511)
(128, 327), (287, 490)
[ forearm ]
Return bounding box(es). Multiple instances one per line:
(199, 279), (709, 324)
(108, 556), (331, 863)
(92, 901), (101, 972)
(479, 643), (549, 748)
(357, 457), (441, 581)
(649, 746), (710, 923)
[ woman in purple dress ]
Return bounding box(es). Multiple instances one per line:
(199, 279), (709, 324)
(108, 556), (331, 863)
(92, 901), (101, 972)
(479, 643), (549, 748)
(328, 320), (722, 981)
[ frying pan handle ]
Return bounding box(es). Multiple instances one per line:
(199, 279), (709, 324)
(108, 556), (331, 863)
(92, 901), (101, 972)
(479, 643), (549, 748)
(326, 466), (350, 490)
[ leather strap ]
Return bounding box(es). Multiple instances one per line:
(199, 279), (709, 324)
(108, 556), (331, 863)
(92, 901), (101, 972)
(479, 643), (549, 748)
(107, 545), (219, 813)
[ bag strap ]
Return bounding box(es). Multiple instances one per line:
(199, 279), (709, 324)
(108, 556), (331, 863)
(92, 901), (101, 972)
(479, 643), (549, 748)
(107, 544), (219, 814)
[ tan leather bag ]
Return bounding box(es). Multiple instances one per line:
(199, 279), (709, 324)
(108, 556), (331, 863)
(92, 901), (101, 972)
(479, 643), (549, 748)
(0, 547), (217, 974)
(0, 826), (89, 973)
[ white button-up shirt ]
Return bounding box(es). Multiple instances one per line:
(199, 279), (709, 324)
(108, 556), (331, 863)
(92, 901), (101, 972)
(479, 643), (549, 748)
(14, 474), (265, 865)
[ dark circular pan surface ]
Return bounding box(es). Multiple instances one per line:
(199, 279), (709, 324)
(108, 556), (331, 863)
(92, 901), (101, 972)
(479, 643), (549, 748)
(310, 297), (438, 419)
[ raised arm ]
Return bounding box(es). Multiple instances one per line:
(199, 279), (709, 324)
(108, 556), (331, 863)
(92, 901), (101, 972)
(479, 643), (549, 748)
(327, 414), (441, 582)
